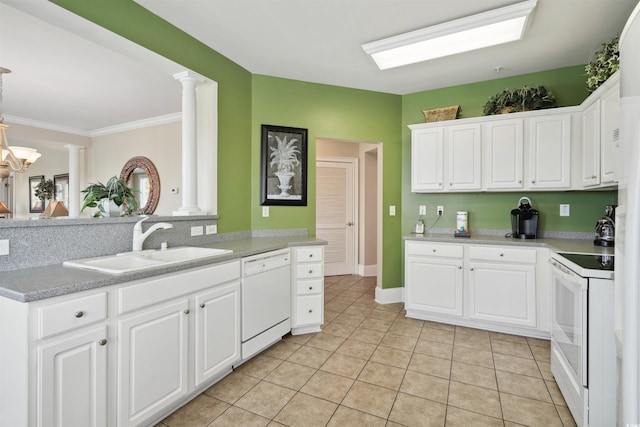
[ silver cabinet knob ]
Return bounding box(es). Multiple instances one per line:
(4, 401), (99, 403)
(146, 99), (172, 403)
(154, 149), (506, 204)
(470, 267), (475, 271)
(458, 266), (462, 269)
(74, 311), (84, 318)
(432, 249), (436, 252)
(200, 303), (205, 308)
(518, 180), (522, 184)
(308, 309), (313, 313)
(308, 254), (313, 258)
(98, 339), (107, 346)
(309, 270), (313, 274)
(531, 180), (536, 184)
(499, 253), (504, 257)
(309, 286), (313, 290)
(184, 309), (190, 315)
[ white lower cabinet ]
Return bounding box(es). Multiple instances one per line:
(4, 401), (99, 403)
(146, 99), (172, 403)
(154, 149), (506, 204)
(118, 299), (190, 426)
(37, 325), (108, 427)
(405, 242), (463, 317)
(405, 240), (547, 337)
(291, 246), (324, 334)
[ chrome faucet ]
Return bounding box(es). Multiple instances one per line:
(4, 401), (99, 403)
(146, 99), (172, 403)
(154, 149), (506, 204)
(132, 217), (173, 251)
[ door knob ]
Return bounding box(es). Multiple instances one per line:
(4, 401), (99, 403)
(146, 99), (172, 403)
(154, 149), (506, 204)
(347, 222), (354, 226)
(98, 339), (107, 346)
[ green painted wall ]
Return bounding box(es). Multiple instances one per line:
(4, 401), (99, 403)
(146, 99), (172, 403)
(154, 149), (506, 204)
(251, 75), (403, 288)
(401, 66), (617, 236)
(51, 0), (253, 233)
(44, 2), (619, 291)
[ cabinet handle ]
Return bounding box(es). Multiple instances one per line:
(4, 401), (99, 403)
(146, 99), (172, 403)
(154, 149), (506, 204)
(458, 266), (462, 269)
(518, 180), (522, 184)
(309, 254), (313, 258)
(470, 267), (475, 271)
(309, 270), (313, 274)
(499, 253), (504, 257)
(592, 175), (597, 179)
(308, 309), (313, 313)
(74, 311), (84, 318)
(184, 309), (190, 315)
(98, 339), (107, 346)
(309, 286), (313, 290)
(438, 182), (442, 186)
(531, 180), (536, 184)
(449, 182), (453, 186)
(432, 249), (437, 253)
(200, 303), (205, 308)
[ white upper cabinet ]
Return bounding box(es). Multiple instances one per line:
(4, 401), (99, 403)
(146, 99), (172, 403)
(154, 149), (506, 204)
(528, 114), (572, 189)
(599, 78), (620, 185)
(484, 119), (524, 189)
(447, 124), (482, 190)
(580, 100), (602, 187)
(410, 73), (620, 193)
(411, 127), (444, 191)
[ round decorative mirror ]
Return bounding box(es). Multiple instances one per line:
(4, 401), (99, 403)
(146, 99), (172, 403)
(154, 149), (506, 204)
(120, 156), (160, 214)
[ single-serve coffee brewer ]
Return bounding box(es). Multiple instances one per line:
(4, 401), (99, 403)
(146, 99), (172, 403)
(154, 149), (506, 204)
(594, 205), (616, 247)
(511, 197), (539, 239)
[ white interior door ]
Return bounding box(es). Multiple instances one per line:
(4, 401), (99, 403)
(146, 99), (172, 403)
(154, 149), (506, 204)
(316, 159), (357, 276)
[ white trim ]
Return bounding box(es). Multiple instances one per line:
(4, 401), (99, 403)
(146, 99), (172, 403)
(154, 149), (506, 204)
(375, 286), (404, 305)
(5, 115), (92, 137)
(90, 113), (182, 137)
(358, 264), (377, 277)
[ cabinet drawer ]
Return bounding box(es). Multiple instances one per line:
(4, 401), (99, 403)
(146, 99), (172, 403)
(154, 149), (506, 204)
(295, 247), (324, 263)
(468, 245), (537, 264)
(296, 295), (323, 325)
(296, 279), (323, 296)
(38, 292), (108, 339)
(296, 263), (323, 279)
(405, 241), (463, 258)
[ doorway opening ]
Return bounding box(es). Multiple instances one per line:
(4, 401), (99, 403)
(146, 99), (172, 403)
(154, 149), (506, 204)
(316, 138), (381, 286)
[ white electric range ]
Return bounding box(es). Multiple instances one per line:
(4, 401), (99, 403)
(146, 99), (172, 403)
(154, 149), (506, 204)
(549, 251), (616, 427)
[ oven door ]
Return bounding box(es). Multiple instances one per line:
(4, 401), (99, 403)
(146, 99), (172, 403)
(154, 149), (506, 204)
(549, 257), (588, 426)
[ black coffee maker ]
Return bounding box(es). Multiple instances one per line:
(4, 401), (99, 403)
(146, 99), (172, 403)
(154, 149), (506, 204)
(511, 197), (539, 239)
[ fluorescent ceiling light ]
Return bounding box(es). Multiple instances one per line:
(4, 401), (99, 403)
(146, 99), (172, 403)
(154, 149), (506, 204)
(362, 0), (537, 70)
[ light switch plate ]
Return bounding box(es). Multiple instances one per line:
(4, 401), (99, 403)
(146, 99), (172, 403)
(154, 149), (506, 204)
(262, 206), (270, 217)
(191, 226), (204, 236)
(560, 204), (570, 217)
(389, 205), (396, 216)
(0, 239), (9, 256)
(419, 205), (426, 215)
(205, 224), (217, 235)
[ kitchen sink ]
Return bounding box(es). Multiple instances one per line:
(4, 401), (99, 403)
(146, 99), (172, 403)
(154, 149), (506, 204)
(63, 246), (233, 274)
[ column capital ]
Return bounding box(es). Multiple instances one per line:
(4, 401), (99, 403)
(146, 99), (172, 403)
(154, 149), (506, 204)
(173, 70), (205, 83)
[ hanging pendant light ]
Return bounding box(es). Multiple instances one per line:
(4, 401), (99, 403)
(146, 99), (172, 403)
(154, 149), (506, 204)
(0, 67), (41, 179)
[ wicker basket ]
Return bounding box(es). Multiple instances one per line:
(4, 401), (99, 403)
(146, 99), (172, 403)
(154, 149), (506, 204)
(422, 105), (460, 122)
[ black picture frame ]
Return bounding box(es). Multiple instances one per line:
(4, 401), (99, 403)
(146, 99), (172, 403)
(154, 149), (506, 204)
(53, 173), (69, 207)
(260, 124), (308, 206)
(29, 175), (45, 213)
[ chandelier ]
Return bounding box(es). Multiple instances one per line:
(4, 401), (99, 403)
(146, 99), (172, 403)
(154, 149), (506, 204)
(0, 67), (41, 179)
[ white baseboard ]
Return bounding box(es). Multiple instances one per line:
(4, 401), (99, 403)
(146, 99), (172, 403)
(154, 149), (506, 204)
(375, 286), (404, 305)
(357, 264), (377, 277)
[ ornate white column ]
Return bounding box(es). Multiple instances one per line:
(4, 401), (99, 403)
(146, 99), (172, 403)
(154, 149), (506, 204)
(64, 144), (83, 217)
(173, 71), (202, 215)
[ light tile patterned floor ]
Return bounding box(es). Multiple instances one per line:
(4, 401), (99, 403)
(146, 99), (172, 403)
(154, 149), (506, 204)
(157, 275), (576, 427)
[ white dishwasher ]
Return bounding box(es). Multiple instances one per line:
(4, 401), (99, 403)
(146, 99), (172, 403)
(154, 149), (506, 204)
(241, 249), (291, 360)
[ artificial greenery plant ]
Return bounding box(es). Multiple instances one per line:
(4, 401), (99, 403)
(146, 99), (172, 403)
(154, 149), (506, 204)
(585, 36), (619, 93)
(81, 176), (138, 217)
(34, 179), (54, 202)
(482, 86), (557, 115)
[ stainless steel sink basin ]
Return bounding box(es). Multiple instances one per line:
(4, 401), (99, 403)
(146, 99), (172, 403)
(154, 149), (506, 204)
(63, 246), (233, 274)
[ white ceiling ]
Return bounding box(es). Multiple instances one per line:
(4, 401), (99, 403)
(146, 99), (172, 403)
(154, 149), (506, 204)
(0, 0), (638, 134)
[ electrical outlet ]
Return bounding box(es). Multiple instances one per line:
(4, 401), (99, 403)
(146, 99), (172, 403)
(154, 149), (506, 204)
(389, 205), (396, 216)
(419, 205), (426, 215)
(437, 205), (444, 216)
(170, 187), (179, 194)
(560, 204), (570, 217)
(0, 239), (9, 256)
(190, 226), (204, 236)
(205, 224), (217, 235)
(262, 206), (270, 217)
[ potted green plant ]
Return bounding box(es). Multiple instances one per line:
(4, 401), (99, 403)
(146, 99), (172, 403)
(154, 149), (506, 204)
(81, 176), (139, 217)
(483, 86), (557, 115)
(585, 36), (619, 93)
(34, 178), (54, 203)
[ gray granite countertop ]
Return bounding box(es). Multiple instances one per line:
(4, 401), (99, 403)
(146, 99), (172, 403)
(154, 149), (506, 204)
(404, 233), (615, 256)
(0, 236), (326, 303)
